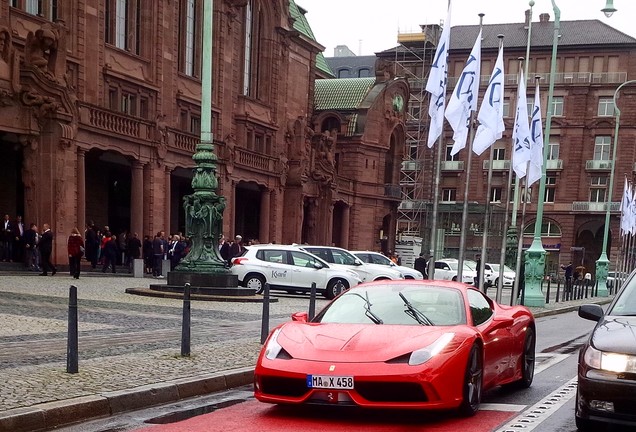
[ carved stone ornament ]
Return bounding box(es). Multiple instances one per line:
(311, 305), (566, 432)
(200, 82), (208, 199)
(21, 90), (61, 127)
(24, 22), (67, 84)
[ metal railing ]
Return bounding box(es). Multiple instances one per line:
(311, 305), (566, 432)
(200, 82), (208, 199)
(586, 160), (613, 170)
(572, 201), (620, 212)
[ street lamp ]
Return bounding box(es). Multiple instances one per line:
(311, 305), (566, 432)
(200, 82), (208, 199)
(595, 80), (636, 296)
(601, 0), (617, 18)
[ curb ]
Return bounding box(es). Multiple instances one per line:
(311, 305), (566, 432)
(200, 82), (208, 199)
(0, 367), (254, 432)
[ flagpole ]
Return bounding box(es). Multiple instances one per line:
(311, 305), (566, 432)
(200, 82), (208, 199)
(428, 134), (443, 279)
(498, 135), (513, 304)
(456, 14), (484, 283)
(513, 160), (531, 303)
(508, 0), (535, 271)
(480, 140), (496, 293)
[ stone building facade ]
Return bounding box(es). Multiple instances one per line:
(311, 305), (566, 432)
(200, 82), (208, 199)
(382, 12), (636, 276)
(0, 1), (407, 264)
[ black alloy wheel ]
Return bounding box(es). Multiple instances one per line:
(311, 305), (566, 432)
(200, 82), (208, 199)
(459, 344), (483, 417)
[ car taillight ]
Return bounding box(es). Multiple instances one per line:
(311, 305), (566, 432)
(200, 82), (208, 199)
(233, 257), (248, 265)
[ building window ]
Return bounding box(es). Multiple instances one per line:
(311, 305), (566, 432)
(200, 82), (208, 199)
(337, 68), (350, 78)
(407, 140), (418, 159)
(594, 136), (611, 160)
(523, 220), (562, 237)
(190, 116), (201, 135)
(121, 91), (137, 116)
(11, 0), (58, 19)
(242, 0), (264, 97)
(445, 144), (458, 161)
(493, 147), (506, 160)
(179, 0), (202, 77)
(590, 176), (608, 202)
(598, 97), (614, 116)
(490, 187), (502, 203)
(358, 68), (370, 78)
(551, 96), (564, 116)
(502, 99), (510, 118)
(547, 142), (560, 160)
(442, 188), (457, 202)
(544, 176), (556, 202)
(105, 0), (144, 55)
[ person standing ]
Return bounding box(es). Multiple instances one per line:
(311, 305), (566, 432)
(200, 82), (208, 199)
(67, 227), (84, 279)
(127, 232), (142, 263)
(39, 223), (56, 276)
(152, 231), (164, 278)
(229, 235), (244, 263)
(414, 253), (428, 279)
(1, 214), (12, 262)
(475, 254), (482, 291)
(102, 235), (118, 273)
(24, 223), (39, 271)
(12, 215), (24, 263)
(85, 222), (99, 268)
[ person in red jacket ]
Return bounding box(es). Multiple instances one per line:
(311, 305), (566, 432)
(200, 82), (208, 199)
(67, 227), (85, 279)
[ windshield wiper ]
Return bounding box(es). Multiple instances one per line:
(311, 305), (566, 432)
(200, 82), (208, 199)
(399, 292), (434, 326)
(349, 292), (383, 324)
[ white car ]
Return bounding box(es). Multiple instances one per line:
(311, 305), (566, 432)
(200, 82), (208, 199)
(230, 244), (361, 299)
(294, 245), (405, 282)
(350, 250), (423, 279)
(465, 259), (494, 287)
(485, 263), (516, 288)
(433, 259), (476, 284)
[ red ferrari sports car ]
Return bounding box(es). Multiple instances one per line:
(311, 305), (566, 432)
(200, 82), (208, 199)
(254, 280), (535, 416)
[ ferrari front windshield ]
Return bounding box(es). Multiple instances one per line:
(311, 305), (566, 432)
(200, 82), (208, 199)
(314, 285), (467, 326)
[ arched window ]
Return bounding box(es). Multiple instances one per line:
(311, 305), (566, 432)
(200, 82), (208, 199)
(358, 68), (370, 78)
(337, 68), (350, 78)
(242, 0), (265, 98)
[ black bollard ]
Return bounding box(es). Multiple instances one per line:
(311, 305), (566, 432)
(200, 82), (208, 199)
(545, 278), (551, 304)
(181, 283), (191, 357)
(260, 283), (270, 344)
(308, 282), (317, 320)
(555, 278), (561, 303)
(67, 285), (78, 374)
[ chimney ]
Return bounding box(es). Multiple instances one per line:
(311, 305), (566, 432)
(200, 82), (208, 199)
(539, 13), (550, 22)
(525, 9), (531, 27)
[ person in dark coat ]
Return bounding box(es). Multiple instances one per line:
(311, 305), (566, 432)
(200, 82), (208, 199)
(414, 253), (428, 279)
(1, 214), (12, 262)
(102, 235), (118, 273)
(39, 223), (56, 276)
(127, 232), (142, 261)
(143, 235), (153, 274)
(24, 223), (39, 271)
(85, 223), (99, 268)
(12, 215), (24, 263)
(229, 235), (244, 262)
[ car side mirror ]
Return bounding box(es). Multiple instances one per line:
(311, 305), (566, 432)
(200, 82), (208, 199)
(291, 312), (309, 322)
(313, 262), (324, 269)
(354, 258), (364, 266)
(579, 304), (604, 322)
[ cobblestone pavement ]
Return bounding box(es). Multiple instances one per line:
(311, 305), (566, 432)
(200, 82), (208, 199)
(0, 272), (613, 424)
(0, 273), (329, 413)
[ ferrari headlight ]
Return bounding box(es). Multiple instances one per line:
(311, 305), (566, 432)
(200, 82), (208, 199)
(409, 333), (455, 366)
(584, 345), (636, 373)
(264, 328), (283, 360)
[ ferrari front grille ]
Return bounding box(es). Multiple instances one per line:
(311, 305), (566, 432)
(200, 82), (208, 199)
(260, 376), (308, 398)
(355, 381), (427, 402)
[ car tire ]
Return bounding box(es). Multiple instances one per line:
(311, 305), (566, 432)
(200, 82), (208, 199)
(325, 278), (349, 300)
(245, 274), (266, 294)
(459, 344), (483, 417)
(575, 412), (598, 432)
(506, 327), (535, 389)
(452, 276), (458, 282)
(494, 278), (499, 287)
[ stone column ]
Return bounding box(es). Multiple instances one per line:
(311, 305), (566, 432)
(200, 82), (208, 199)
(165, 167), (172, 233)
(259, 188), (270, 243)
(130, 161), (144, 236)
(341, 204), (350, 249)
(76, 148), (86, 234)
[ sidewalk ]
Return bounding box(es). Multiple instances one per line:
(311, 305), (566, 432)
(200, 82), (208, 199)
(0, 272), (613, 432)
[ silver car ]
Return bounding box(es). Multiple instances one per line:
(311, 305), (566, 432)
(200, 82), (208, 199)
(350, 250), (423, 279)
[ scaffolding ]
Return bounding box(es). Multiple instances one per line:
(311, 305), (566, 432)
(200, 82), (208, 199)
(393, 25), (440, 246)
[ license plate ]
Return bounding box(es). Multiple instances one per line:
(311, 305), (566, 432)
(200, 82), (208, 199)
(307, 375), (354, 389)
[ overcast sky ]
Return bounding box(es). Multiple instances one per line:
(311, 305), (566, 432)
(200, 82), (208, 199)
(297, 0), (635, 57)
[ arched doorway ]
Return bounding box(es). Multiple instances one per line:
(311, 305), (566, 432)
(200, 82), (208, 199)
(576, 220), (606, 276)
(0, 133), (24, 219)
(85, 150), (131, 235)
(234, 181), (262, 242)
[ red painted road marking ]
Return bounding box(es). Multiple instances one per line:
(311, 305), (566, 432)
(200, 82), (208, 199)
(136, 400), (518, 432)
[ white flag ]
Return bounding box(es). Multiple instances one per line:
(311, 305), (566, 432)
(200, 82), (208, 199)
(528, 82), (544, 186)
(472, 44), (505, 155)
(620, 178), (631, 235)
(426, 4), (452, 148)
(630, 185), (636, 236)
(445, 30), (481, 156)
(512, 69), (532, 179)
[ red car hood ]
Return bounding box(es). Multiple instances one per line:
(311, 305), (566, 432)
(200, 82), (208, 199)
(277, 322), (461, 363)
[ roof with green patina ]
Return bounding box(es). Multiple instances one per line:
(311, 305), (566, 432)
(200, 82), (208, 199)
(314, 77), (375, 111)
(289, 1), (333, 77)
